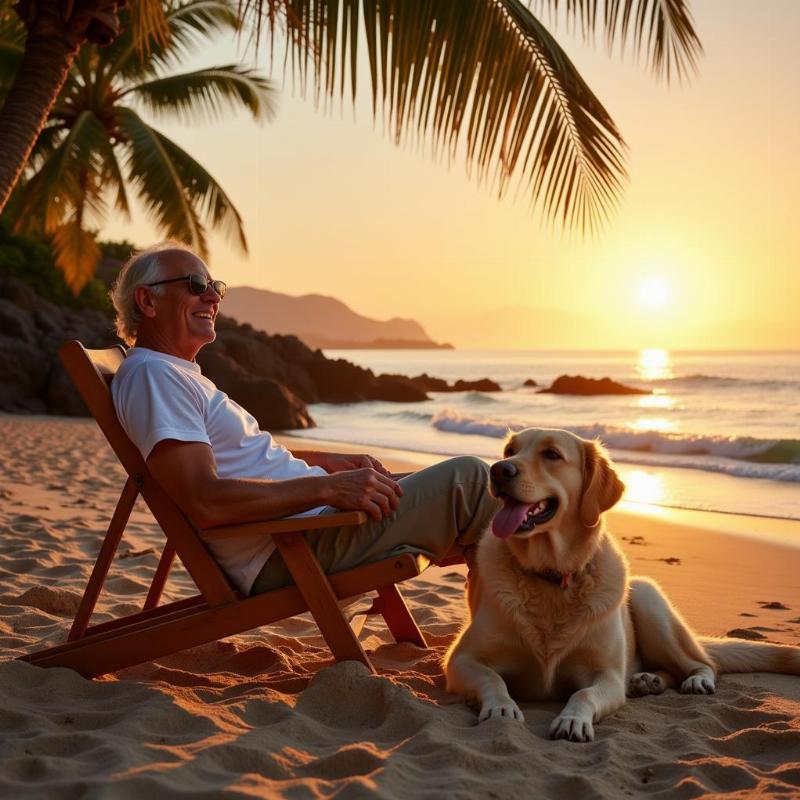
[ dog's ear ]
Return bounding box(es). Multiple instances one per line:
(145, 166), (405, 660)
(580, 440), (625, 528)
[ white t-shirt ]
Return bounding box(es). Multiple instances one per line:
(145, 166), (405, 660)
(111, 347), (327, 594)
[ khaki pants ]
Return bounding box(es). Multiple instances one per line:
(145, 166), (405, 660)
(250, 456), (499, 594)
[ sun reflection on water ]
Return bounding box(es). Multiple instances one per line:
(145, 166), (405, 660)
(638, 393), (675, 410)
(630, 416), (675, 432)
(637, 348), (674, 381)
(622, 470), (667, 505)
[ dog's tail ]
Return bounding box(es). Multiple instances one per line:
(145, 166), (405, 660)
(700, 637), (800, 675)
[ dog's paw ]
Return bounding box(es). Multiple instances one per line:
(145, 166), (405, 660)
(681, 674), (715, 694)
(549, 713), (594, 742)
(478, 700), (524, 723)
(627, 672), (666, 697)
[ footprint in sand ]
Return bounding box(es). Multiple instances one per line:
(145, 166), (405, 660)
(726, 628), (768, 641)
(758, 601), (790, 610)
(118, 547), (157, 560)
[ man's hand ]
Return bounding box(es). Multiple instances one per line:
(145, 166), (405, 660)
(295, 449), (393, 478)
(324, 452), (393, 477)
(323, 468), (403, 521)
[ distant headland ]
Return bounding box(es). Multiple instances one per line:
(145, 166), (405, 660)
(223, 287), (451, 351)
(307, 337), (454, 350)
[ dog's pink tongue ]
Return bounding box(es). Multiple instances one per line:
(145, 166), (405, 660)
(492, 499), (532, 539)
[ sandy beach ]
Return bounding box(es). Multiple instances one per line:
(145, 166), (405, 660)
(1, 413), (799, 798)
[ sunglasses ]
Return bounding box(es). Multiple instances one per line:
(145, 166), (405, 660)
(146, 273), (227, 299)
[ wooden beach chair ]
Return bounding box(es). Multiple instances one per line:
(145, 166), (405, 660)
(20, 341), (461, 679)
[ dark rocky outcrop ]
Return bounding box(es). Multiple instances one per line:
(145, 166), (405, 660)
(200, 317), (429, 404)
(389, 372), (501, 393)
(539, 375), (649, 396)
(0, 271), (506, 428)
(404, 373), (450, 392)
(0, 272), (434, 428)
(0, 272), (314, 428)
(523, 378), (538, 387)
(452, 378), (501, 392)
(0, 272), (118, 416)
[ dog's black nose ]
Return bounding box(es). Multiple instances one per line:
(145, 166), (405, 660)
(490, 460), (518, 481)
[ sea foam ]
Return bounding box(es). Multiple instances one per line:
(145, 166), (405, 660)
(430, 409), (800, 482)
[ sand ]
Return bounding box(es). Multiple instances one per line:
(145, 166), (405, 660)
(1, 413), (799, 798)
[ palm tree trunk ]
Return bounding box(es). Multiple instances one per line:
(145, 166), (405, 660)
(0, 31), (79, 213)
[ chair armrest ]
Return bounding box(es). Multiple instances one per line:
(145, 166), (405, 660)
(199, 510), (367, 542)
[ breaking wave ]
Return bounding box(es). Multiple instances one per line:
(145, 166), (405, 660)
(648, 374), (797, 390)
(430, 410), (800, 482)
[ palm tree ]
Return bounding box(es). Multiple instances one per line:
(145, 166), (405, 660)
(2, 0), (276, 292)
(0, 0), (168, 213)
(0, 1), (701, 243)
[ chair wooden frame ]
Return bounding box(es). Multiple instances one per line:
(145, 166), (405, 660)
(19, 341), (459, 679)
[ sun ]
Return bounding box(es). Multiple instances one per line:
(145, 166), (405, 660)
(637, 277), (670, 309)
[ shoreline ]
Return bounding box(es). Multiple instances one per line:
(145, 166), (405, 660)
(277, 432), (800, 547)
(2, 411), (798, 537)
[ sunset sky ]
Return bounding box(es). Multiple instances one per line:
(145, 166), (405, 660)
(102, 0), (799, 350)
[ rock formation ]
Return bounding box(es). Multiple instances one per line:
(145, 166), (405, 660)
(538, 375), (649, 396)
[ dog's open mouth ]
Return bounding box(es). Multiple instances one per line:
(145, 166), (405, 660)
(491, 496), (559, 538)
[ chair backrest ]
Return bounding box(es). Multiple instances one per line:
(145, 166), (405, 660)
(59, 340), (236, 606)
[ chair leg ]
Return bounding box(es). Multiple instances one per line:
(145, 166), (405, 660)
(143, 542), (176, 611)
(274, 533), (375, 672)
(68, 477), (139, 641)
(375, 584), (427, 648)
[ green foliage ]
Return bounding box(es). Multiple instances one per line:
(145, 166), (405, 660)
(100, 239), (136, 262)
(0, 216), (111, 310)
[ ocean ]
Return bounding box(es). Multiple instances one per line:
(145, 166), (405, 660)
(289, 349), (800, 521)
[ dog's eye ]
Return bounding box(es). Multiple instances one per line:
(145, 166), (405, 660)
(543, 448), (562, 461)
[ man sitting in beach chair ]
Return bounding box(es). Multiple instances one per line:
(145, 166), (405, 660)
(108, 242), (499, 597)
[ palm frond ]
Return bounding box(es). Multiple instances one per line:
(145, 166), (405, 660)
(130, 0), (172, 55)
(95, 131), (131, 217)
(51, 217), (102, 295)
(531, 0), (702, 81)
(124, 65), (277, 124)
(25, 123), (68, 172)
(117, 107), (210, 255)
(0, 41), (22, 104)
(154, 131), (248, 253)
(15, 111), (110, 234)
(242, 0), (627, 231)
(102, 0), (241, 80)
(0, 4), (25, 43)
(0, 9), (24, 99)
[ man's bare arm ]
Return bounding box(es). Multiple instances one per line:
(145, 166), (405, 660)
(146, 440), (402, 528)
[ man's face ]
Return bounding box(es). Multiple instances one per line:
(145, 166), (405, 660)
(147, 251), (221, 356)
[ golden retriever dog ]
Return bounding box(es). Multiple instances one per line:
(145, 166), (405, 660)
(444, 428), (800, 742)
